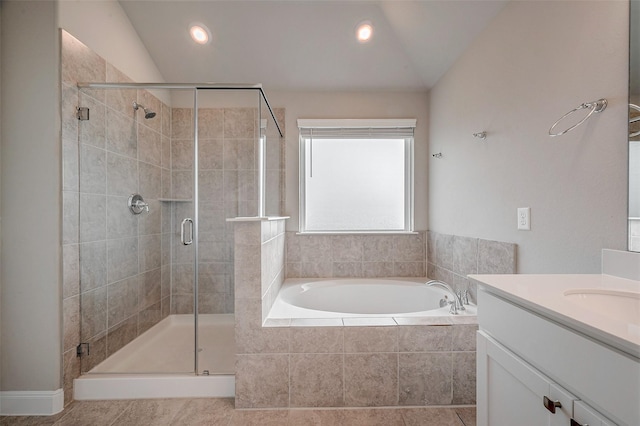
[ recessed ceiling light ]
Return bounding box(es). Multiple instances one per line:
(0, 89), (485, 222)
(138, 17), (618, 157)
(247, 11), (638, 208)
(189, 24), (211, 45)
(356, 21), (373, 43)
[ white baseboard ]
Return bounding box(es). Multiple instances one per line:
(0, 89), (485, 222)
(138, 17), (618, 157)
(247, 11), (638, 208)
(0, 389), (64, 416)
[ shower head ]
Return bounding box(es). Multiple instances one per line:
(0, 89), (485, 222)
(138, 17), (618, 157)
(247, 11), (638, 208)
(132, 101), (156, 119)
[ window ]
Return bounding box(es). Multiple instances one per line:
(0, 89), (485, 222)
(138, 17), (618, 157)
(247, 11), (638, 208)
(298, 119), (415, 233)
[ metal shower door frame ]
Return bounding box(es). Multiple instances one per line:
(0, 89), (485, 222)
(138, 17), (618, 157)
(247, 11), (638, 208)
(76, 82), (283, 376)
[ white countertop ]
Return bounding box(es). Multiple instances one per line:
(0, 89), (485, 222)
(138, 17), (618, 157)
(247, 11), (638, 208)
(469, 274), (640, 358)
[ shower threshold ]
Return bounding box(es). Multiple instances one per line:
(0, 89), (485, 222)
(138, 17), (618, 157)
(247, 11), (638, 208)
(74, 314), (235, 400)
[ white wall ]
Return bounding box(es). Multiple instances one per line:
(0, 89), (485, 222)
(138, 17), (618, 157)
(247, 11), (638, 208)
(57, 0), (165, 86)
(1, 1), (61, 391)
(429, 1), (629, 274)
(268, 90), (430, 231)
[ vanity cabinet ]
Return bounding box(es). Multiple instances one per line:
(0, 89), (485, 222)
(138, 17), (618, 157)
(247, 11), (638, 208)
(478, 332), (615, 426)
(478, 331), (573, 425)
(477, 288), (639, 426)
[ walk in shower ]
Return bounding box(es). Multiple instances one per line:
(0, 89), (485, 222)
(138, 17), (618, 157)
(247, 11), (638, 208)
(71, 83), (283, 399)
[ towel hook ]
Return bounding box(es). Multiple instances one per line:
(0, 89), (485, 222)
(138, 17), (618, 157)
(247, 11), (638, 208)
(473, 131), (487, 140)
(548, 98), (607, 137)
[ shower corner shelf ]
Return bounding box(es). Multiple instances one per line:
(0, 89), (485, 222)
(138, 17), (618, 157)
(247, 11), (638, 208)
(158, 198), (193, 203)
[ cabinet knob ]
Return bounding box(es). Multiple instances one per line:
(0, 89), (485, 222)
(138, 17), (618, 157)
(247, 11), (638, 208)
(543, 395), (562, 414)
(570, 419), (587, 426)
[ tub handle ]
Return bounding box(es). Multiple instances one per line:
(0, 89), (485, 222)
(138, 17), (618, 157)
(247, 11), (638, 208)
(181, 218), (193, 245)
(458, 289), (470, 305)
(448, 300), (458, 315)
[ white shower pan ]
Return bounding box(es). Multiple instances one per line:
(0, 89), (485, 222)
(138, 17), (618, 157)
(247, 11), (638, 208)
(74, 314), (235, 400)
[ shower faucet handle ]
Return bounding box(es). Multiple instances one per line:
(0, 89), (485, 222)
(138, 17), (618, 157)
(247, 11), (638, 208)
(135, 200), (149, 212)
(128, 194), (149, 215)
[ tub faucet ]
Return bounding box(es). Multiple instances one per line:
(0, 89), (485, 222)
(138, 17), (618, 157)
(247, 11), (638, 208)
(427, 280), (465, 312)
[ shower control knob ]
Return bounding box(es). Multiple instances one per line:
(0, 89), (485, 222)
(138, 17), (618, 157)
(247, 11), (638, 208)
(128, 194), (149, 215)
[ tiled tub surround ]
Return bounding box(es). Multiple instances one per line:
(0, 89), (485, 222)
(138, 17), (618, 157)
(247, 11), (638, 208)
(234, 220), (477, 409)
(285, 232), (426, 279)
(427, 231), (517, 303)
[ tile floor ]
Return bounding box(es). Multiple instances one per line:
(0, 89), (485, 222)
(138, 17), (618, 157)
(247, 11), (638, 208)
(0, 399), (476, 426)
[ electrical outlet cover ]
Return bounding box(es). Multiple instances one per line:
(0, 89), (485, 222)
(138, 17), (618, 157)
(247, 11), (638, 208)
(517, 207), (531, 230)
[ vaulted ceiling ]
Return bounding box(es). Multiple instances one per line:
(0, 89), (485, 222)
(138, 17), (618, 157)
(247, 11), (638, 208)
(119, 0), (508, 91)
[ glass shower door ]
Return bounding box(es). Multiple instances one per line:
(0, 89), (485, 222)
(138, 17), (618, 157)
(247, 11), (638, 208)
(77, 85), (195, 374)
(191, 87), (284, 375)
(193, 88), (261, 375)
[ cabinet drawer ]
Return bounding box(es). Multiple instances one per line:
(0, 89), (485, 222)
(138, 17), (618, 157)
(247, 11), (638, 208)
(573, 401), (617, 426)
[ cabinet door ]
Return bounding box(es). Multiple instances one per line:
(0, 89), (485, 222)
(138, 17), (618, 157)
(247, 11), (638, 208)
(477, 331), (575, 426)
(572, 401), (618, 426)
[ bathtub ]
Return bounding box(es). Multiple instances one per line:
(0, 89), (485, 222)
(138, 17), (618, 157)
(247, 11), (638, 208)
(267, 277), (477, 320)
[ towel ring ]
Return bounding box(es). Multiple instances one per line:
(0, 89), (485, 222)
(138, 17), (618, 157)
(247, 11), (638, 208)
(630, 103), (640, 138)
(548, 98), (607, 137)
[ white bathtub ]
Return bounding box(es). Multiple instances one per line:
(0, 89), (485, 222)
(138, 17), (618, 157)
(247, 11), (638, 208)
(267, 277), (477, 320)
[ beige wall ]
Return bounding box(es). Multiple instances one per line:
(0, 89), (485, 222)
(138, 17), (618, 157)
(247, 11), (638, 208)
(268, 90), (430, 232)
(1, 1), (62, 391)
(429, 1), (629, 274)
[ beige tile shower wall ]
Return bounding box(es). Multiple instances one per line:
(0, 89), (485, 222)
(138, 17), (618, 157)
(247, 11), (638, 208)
(285, 232), (426, 278)
(426, 231), (516, 303)
(61, 31), (170, 405)
(265, 108), (286, 217)
(234, 222), (476, 409)
(170, 106), (279, 315)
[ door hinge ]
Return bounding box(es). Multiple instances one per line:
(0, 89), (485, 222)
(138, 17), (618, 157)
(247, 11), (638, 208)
(76, 107), (90, 121)
(76, 342), (90, 358)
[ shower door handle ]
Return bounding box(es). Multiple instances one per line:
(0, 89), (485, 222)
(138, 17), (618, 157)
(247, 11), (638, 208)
(181, 218), (193, 245)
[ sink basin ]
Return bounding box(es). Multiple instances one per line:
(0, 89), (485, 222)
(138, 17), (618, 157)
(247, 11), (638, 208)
(564, 289), (640, 324)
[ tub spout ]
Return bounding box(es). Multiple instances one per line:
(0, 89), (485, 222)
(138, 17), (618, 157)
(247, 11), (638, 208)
(427, 280), (465, 312)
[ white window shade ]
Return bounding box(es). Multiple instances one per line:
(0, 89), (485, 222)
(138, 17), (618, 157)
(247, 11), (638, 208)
(298, 119), (416, 138)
